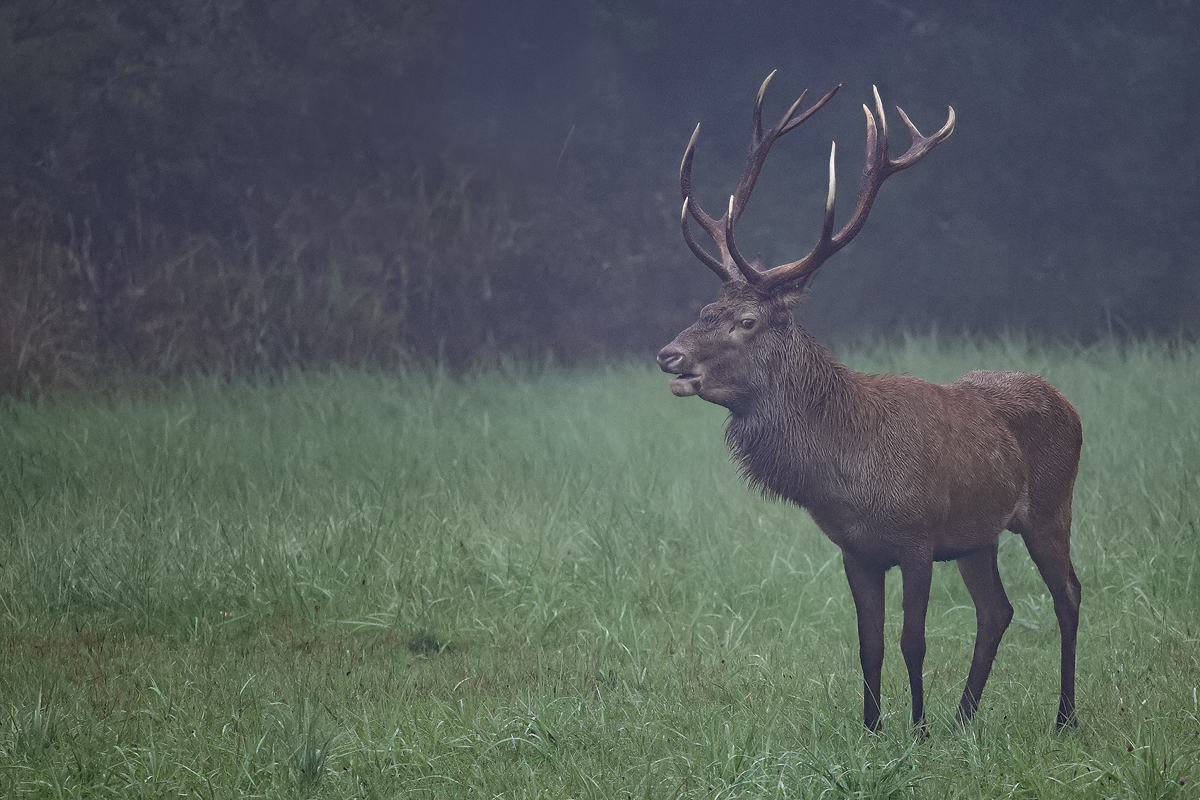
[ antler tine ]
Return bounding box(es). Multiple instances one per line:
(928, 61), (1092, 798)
(892, 104), (956, 170)
(725, 195), (763, 284)
(751, 70), (776, 144)
(816, 142), (838, 257)
(871, 85), (889, 166)
(779, 83), (840, 136)
(757, 87), (954, 294)
(679, 123), (703, 209)
(680, 124), (739, 281)
(681, 197), (730, 279)
(679, 74), (840, 285)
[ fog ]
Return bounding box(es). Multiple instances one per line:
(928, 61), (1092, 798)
(440, 1), (1198, 345)
(1, 1), (1196, 388)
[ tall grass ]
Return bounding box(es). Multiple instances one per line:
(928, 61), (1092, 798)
(1, 338), (1197, 797)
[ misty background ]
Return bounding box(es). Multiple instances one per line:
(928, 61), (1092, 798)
(2, 0), (1197, 394)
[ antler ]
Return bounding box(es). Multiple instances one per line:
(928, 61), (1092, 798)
(680, 71), (840, 283)
(681, 76), (955, 294)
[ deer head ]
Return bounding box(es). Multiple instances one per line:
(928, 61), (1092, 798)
(658, 72), (955, 410)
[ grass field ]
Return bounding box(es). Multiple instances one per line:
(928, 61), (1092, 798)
(1, 337), (1198, 798)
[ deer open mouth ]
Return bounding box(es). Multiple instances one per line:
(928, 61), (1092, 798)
(669, 373), (702, 397)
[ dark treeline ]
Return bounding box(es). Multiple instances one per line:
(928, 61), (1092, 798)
(1, 1), (1197, 395)
(1, 0), (494, 395)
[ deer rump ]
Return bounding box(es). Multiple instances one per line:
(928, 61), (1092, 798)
(657, 73), (1082, 733)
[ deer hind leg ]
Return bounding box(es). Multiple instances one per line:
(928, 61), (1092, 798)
(955, 545), (1014, 725)
(842, 552), (886, 732)
(1020, 522), (1081, 729)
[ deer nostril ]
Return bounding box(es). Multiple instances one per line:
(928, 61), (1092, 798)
(657, 347), (686, 373)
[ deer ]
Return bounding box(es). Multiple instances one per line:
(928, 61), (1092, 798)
(656, 72), (1082, 734)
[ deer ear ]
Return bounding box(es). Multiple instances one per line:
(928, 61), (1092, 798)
(773, 277), (812, 309)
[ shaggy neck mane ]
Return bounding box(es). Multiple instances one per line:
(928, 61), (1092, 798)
(724, 324), (865, 506)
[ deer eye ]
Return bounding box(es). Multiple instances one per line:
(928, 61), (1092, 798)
(739, 318), (756, 330)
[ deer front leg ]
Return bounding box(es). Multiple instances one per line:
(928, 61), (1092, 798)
(899, 555), (933, 734)
(843, 552), (886, 732)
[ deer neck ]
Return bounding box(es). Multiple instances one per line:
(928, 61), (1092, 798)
(724, 326), (867, 506)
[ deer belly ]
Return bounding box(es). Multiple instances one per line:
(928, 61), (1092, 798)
(805, 472), (1023, 562)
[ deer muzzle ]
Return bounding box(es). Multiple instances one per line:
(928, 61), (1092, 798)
(657, 345), (702, 397)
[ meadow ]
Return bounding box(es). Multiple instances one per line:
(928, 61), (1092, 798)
(1, 337), (1197, 798)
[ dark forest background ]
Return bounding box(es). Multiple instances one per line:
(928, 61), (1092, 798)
(1, 0), (1197, 395)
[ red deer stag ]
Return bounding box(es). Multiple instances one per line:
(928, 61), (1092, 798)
(657, 72), (1082, 732)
